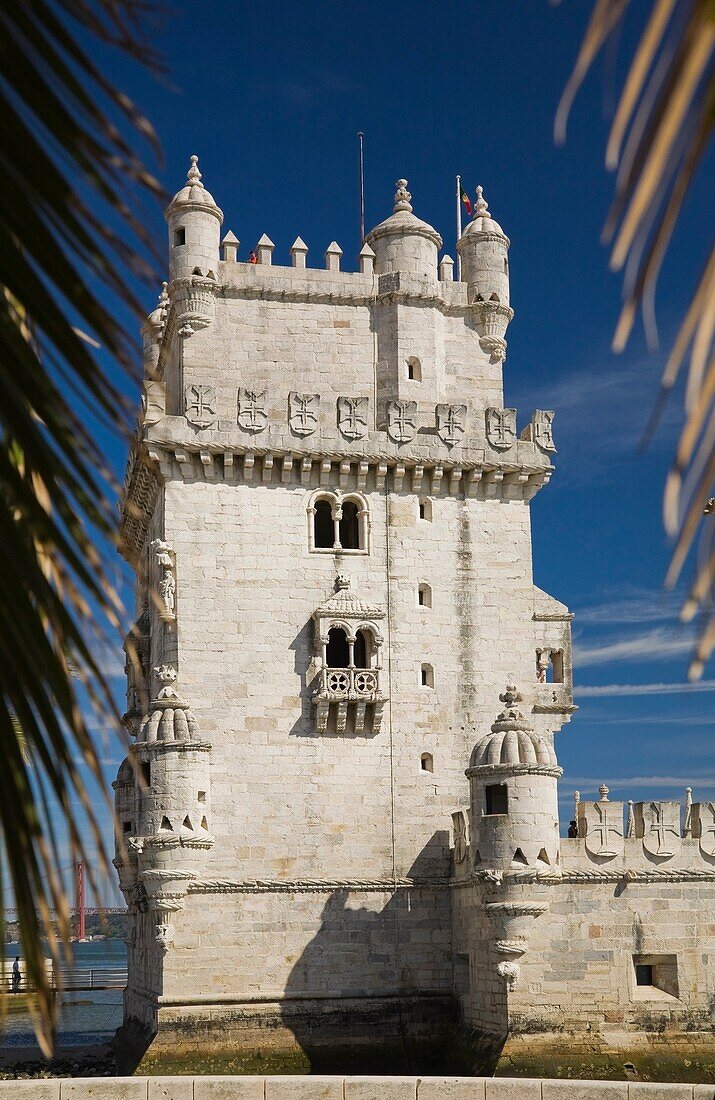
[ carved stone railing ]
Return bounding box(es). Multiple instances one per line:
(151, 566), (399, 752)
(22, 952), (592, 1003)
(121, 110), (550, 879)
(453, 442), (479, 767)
(319, 667), (381, 698)
(313, 668), (386, 735)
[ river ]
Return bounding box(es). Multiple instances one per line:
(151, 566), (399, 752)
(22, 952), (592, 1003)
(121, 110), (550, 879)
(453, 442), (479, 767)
(2, 940), (126, 1049)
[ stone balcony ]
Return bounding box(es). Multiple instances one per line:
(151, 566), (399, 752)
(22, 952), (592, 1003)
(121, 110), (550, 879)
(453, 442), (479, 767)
(312, 667), (386, 736)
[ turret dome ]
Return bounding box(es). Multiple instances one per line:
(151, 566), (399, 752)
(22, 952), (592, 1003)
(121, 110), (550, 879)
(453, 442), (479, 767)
(460, 185), (507, 240)
(165, 155), (222, 219)
(365, 179), (442, 279)
(469, 684), (557, 770)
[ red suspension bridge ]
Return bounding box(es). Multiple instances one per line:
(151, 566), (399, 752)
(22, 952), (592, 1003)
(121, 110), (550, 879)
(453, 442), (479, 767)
(3, 861), (126, 935)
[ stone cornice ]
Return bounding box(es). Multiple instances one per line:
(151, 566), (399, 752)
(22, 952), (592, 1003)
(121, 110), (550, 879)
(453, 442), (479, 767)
(465, 763), (563, 780)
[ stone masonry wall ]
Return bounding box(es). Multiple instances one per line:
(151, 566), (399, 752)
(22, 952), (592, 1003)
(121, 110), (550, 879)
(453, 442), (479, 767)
(3, 1075), (713, 1099)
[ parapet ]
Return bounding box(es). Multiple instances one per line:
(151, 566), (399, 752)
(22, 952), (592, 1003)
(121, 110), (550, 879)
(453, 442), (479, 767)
(563, 785), (714, 875)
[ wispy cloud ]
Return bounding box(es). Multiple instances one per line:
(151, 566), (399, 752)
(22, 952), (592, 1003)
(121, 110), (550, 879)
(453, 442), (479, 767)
(582, 713), (715, 727)
(574, 626), (693, 666)
(560, 775), (715, 792)
(574, 585), (682, 626)
(575, 680), (715, 697)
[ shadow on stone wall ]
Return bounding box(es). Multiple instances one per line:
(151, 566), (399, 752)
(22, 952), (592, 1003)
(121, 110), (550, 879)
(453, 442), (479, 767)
(279, 833), (499, 1074)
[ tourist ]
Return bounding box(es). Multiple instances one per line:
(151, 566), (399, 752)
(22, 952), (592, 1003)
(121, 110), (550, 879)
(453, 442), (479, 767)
(11, 956), (21, 993)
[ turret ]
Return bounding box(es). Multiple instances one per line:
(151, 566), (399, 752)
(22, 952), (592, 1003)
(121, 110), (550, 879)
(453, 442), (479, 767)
(457, 185), (510, 307)
(467, 685), (562, 870)
(365, 179), (442, 280)
(165, 155), (223, 281)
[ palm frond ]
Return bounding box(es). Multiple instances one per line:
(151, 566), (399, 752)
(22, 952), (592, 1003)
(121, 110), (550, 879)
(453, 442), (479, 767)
(0, 0), (162, 1052)
(556, 0), (715, 678)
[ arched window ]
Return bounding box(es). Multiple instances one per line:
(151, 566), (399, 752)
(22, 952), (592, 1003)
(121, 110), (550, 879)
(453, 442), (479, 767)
(354, 630), (367, 669)
(308, 492), (369, 554)
(421, 752), (434, 773)
(418, 498), (432, 522)
(339, 501), (360, 549)
(326, 627), (350, 668)
(420, 663), (434, 688)
(406, 356), (422, 381)
(314, 499), (334, 549)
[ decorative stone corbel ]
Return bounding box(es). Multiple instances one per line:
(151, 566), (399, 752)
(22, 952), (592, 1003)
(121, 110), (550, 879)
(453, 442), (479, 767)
(172, 276), (218, 337)
(497, 960), (520, 991)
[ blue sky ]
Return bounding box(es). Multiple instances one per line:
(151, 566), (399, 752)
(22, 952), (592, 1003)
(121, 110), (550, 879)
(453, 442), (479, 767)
(62, 0), (715, 898)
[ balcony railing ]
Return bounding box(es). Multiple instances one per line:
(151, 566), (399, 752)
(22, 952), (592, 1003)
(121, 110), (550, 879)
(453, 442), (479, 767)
(319, 667), (381, 699)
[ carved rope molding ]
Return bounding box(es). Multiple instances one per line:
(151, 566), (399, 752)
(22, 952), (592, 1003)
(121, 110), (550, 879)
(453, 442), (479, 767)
(475, 867), (715, 885)
(189, 878), (450, 894)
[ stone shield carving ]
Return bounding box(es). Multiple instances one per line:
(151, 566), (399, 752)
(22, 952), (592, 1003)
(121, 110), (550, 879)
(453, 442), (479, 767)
(486, 407), (516, 449)
(387, 400), (417, 443)
(641, 801), (681, 858)
(337, 396), (368, 440)
(532, 410), (556, 452)
(583, 800), (623, 859)
(436, 403), (467, 446)
(289, 392), (320, 436)
(237, 387), (268, 433)
(452, 811), (467, 863)
(184, 384), (215, 429)
(696, 802), (715, 857)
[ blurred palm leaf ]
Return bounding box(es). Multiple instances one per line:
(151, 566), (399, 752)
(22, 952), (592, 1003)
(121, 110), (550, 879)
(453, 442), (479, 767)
(555, 0), (715, 678)
(0, 0), (162, 1052)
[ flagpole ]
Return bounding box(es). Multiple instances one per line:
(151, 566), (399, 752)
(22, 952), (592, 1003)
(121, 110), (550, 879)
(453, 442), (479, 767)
(358, 132), (365, 245)
(456, 174), (462, 281)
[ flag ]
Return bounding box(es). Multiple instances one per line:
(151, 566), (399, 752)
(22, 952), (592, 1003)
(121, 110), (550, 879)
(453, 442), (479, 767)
(460, 186), (472, 215)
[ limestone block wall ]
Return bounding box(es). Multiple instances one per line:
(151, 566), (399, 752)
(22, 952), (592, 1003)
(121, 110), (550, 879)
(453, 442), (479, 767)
(508, 877), (715, 1033)
(3, 1076), (713, 1099)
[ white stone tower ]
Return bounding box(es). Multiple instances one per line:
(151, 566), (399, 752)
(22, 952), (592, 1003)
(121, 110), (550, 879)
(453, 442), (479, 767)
(115, 161), (574, 1069)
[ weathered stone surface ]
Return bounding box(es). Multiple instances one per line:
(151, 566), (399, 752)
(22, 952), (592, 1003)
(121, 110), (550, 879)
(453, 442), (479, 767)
(542, 1082), (628, 1099)
(148, 1077), (194, 1100)
(418, 1078), (486, 1100)
(265, 1077), (344, 1100)
(345, 1078), (418, 1100)
(193, 1079), (265, 1100)
(628, 1087), (694, 1099)
(0, 1083), (60, 1100)
(60, 1080), (148, 1100)
(485, 1081), (542, 1099)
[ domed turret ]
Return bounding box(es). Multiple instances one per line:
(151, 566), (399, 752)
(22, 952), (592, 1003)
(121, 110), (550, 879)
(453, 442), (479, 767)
(365, 179), (442, 280)
(466, 685), (562, 870)
(165, 155), (223, 281)
(457, 185), (510, 307)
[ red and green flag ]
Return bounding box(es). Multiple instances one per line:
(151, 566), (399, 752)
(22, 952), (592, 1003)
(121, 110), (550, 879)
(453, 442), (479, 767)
(460, 185), (472, 215)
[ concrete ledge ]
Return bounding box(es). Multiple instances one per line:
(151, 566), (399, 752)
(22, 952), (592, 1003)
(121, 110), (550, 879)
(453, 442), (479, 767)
(0, 1077), (709, 1098)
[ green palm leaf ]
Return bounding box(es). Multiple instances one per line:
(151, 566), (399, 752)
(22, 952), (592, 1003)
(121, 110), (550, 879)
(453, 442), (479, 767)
(556, 0), (715, 677)
(0, 0), (162, 1052)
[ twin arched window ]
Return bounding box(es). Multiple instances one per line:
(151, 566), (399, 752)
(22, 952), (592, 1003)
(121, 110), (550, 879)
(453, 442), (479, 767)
(308, 492), (369, 553)
(325, 625), (376, 669)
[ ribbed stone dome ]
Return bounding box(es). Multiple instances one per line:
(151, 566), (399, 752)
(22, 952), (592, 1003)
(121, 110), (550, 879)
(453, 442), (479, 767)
(470, 726), (557, 769)
(469, 683), (558, 770)
(459, 186), (507, 240)
(115, 756), (134, 786)
(165, 155), (222, 218)
(139, 701), (199, 743)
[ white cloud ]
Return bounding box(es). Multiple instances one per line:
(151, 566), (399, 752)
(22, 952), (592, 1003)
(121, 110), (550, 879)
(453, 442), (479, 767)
(574, 626), (693, 666)
(575, 680), (715, 697)
(574, 585), (682, 626)
(560, 775), (715, 793)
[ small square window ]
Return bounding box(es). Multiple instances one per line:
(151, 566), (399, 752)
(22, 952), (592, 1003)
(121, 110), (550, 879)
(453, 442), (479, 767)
(635, 964), (653, 987)
(632, 954), (679, 999)
(485, 784), (508, 816)
(174, 227), (186, 247)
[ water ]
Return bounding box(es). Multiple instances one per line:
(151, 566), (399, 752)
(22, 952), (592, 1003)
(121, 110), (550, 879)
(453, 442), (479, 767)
(1, 940), (126, 1049)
